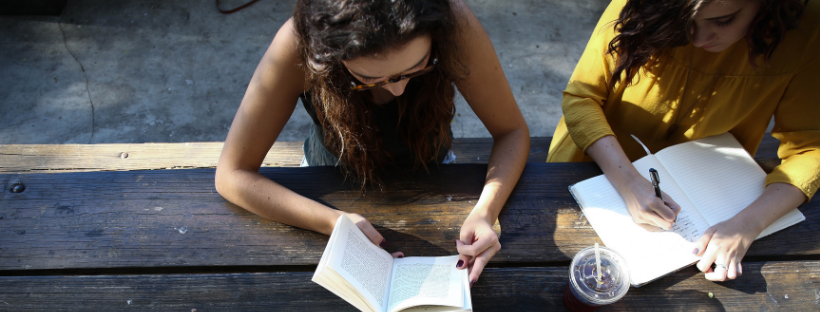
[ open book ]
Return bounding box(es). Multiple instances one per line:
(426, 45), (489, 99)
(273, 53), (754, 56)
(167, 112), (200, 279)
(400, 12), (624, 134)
(313, 214), (472, 312)
(569, 133), (805, 286)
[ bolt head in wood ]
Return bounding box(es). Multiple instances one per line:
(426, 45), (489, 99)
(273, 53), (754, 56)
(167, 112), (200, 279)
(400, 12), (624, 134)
(120, 152), (129, 159)
(11, 183), (25, 193)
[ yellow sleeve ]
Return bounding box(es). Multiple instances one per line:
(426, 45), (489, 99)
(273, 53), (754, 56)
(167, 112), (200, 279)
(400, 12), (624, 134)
(767, 55), (820, 201)
(561, 0), (625, 152)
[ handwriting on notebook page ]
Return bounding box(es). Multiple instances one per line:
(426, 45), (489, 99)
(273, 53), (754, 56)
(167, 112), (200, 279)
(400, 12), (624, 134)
(668, 213), (701, 243)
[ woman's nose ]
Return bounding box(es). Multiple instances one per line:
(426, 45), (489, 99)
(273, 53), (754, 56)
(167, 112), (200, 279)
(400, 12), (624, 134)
(382, 79), (408, 97)
(692, 25), (714, 48)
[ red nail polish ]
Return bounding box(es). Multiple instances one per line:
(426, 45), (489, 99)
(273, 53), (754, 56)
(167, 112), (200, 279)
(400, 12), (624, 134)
(456, 260), (464, 268)
(470, 279), (476, 287)
(398, 255), (404, 258)
(379, 240), (387, 249)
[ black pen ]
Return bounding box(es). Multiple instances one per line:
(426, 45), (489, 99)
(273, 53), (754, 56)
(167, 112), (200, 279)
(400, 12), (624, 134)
(649, 168), (663, 201)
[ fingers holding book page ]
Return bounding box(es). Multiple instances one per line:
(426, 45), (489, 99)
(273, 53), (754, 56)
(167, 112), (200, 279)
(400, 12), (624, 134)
(390, 252), (405, 259)
(347, 213), (392, 251)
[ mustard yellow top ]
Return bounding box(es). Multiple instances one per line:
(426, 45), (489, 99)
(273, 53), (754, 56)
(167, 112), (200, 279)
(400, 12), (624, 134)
(548, 0), (820, 200)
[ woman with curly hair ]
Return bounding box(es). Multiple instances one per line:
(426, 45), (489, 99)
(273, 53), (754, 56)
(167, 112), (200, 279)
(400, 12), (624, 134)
(549, 0), (818, 281)
(215, 0), (529, 285)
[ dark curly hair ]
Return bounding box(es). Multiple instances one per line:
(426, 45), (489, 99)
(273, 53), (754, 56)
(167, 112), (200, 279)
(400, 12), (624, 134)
(607, 0), (807, 90)
(292, 0), (468, 191)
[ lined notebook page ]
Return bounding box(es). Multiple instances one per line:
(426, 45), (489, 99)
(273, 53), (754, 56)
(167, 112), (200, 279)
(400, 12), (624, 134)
(630, 157), (712, 243)
(655, 133), (767, 225)
(758, 209), (805, 239)
(570, 155), (706, 285)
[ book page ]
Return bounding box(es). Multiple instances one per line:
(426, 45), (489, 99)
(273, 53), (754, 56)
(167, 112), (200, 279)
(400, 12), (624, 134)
(655, 133), (767, 225)
(326, 215), (395, 312)
(570, 155), (708, 285)
(758, 209), (806, 239)
(630, 157), (713, 243)
(387, 256), (465, 312)
(658, 133), (806, 238)
(313, 216), (375, 312)
(398, 273), (471, 312)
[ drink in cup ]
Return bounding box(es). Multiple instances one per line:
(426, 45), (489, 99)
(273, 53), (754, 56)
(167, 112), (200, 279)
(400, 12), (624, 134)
(563, 245), (630, 312)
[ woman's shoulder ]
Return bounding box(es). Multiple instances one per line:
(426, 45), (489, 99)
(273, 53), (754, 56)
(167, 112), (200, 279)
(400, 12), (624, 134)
(805, 0), (820, 20)
(448, 0), (480, 35)
(796, 0), (820, 43)
(768, 1), (820, 72)
(583, 0), (628, 51)
(269, 18), (303, 65)
(786, 0), (820, 49)
(258, 18), (307, 93)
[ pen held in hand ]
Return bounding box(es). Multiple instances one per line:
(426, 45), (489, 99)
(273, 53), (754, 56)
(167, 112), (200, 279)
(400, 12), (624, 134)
(649, 168), (663, 201)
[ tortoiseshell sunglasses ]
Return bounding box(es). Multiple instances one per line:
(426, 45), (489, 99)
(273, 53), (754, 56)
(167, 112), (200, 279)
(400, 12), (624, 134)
(349, 57), (438, 91)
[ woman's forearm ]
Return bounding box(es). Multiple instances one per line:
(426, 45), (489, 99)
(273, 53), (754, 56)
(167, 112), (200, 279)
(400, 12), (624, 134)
(472, 127), (530, 222)
(585, 135), (642, 193)
(215, 168), (342, 235)
(735, 182), (807, 235)
(586, 135), (680, 228)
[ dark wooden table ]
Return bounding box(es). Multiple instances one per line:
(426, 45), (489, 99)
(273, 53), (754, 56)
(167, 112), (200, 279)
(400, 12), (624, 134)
(1, 137), (817, 311)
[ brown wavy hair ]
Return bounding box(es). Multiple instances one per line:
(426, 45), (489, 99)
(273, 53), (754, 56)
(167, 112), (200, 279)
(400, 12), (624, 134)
(293, 0), (468, 191)
(607, 0), (807, 90)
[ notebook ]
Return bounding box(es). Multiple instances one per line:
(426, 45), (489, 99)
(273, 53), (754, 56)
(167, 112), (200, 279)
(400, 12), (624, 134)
(569, 133), (805, 286)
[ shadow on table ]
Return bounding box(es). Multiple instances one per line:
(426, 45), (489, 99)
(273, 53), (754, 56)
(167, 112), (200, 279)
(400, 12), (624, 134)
(260, 164), (490, 256)
(615, 289), (728, 311)
(613, 264), (768, 311)
(263, 162), (601, 263)
(377, 226), (452, 257)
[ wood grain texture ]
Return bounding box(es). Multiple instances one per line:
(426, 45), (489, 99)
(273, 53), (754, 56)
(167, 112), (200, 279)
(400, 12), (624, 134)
(2, 164), (817, 271)
(0, 136), (779, 173)
(0, 138), (550, 173)
(0, 261), (817, 311)
(0, 141), (305, 173)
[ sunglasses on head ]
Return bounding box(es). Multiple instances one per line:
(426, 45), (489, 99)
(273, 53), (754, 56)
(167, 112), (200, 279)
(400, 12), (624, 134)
(349, 57), (438, 91)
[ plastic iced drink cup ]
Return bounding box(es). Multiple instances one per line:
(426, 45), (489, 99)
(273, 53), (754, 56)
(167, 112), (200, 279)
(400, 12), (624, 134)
(563, 246), (630, 312)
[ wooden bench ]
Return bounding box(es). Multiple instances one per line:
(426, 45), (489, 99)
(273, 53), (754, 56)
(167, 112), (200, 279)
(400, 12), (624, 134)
(0, 136), (780, 172)
(1, 136), (817, 311)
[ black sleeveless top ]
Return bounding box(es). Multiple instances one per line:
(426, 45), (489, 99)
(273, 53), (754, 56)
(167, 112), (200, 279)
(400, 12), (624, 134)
(299, 92), (452, 167)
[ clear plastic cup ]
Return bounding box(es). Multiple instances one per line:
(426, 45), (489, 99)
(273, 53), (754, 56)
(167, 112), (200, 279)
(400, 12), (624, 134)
(563, 246), (630, 312)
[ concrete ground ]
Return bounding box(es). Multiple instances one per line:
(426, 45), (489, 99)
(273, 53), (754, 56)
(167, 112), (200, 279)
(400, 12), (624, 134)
(0, 0), (609, 144)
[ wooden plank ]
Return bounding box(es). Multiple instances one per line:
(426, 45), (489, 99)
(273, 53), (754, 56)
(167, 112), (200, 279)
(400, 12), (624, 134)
(1, 164), (817, 270)
(0, 141), (305, 173)
(754, 135), (781, 173)
(0, 136), (780, 173)
(450, 137), (552, 164)
(0, 261), (817, 311)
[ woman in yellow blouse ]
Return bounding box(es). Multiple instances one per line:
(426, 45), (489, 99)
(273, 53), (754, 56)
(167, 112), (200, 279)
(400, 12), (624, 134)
(549, 0), (819, 281)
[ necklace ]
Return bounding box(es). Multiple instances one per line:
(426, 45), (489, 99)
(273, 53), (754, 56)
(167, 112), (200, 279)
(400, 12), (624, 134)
(665, 44), (739, 140)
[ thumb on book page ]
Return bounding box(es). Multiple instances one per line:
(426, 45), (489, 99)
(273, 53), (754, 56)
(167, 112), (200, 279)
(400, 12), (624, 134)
(347, 213), (387, 249)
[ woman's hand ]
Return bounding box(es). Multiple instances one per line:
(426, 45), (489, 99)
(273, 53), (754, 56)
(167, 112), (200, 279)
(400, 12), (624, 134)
(585, 136), (681, 230)
(456, 212), (501, 287)
(693, 183), (807, 281)
(620, 175), (682, 230)
(346, 213), (396, 252)
(345, 213), (404, 258)
(693, 217), (759, 281)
